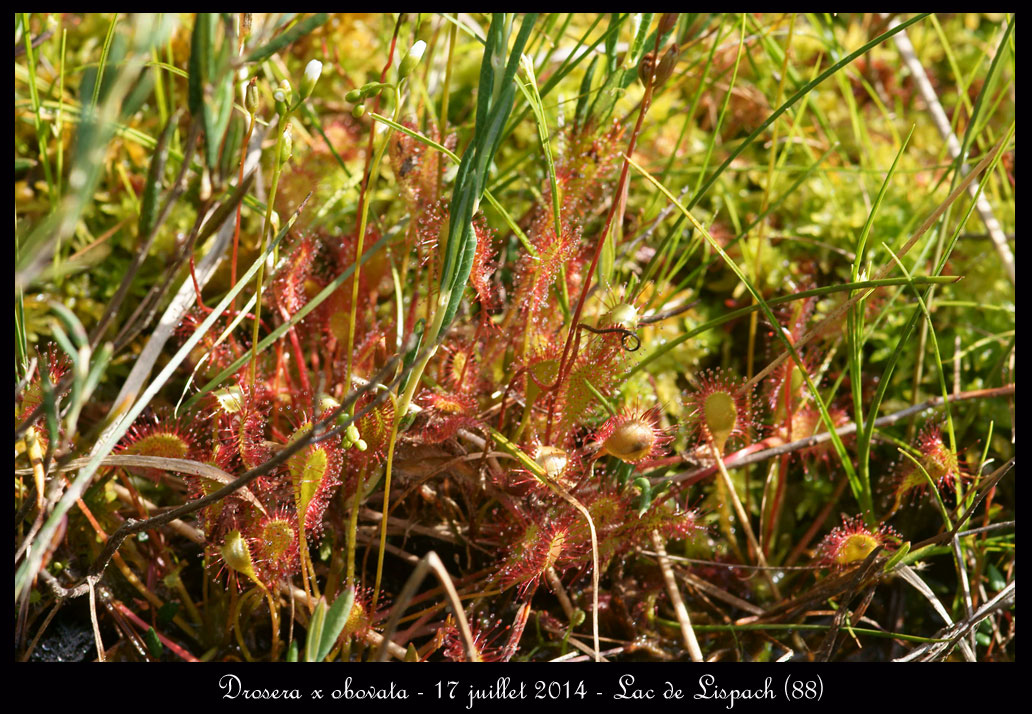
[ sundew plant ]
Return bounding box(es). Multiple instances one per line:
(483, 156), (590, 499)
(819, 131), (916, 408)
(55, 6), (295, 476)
(15, 13), (1014, 662)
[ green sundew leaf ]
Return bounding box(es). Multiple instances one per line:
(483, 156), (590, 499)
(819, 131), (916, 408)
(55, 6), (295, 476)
(138, 109), (178, 239)
(598, 222), (615, 289)
(82, 21), (126, 109)
(883, 542), (911, 574)
(314, 588), (357, 663)
(555, 361), (615, 445)
(79, 341), (113, 412)
(305, 597), (327, 662)
(633, 477), (653, 517)
(286, 639), (299, 662)
(288, 424), (326, 528)
(246, 13), (328, 63)
(144, 627), (164, 659)
(157, 601), (180, 627)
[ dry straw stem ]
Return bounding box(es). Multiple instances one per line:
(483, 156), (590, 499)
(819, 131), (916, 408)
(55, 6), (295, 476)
(884, 13), (1014, 284)
(710, 441), (781, 600)
(895, 580), (1015, 662)
(18, 454), (267, 516)
(650, 530), (703, 661)
(373, 551), (475, 662)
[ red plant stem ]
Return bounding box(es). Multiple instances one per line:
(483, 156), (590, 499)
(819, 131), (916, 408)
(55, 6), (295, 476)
(188, 254), (208, 312)
(545, 62), (659, 445)
(343, 21), (401, 399)
(111, 600), (199, 662)
(274, 337), (293, 401)
(279, 305), (312, 404)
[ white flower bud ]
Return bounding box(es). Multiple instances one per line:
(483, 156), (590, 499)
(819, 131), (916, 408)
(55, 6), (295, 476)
(398, 40), (427, 80)
(304, 59), (323, 84)
(300, 59), (323, 100)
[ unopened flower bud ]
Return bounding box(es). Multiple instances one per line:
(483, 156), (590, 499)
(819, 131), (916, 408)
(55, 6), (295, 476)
(638, 51), (656, 87)
(535, 446), (569, 480)
(281, 124), (292, 163)
(654, 43), (679, 87)
(398, 40), (426, 81)
(221, 530), (259, 584)
(299, 59), (322, 100)
(345, 88), (363, 103)
(245, 78), (259, 114)
(274, 79), (292, 115)
(352, 103), (366, 119)
(658, 12), (679, 38)
(346, 423), (361, 445)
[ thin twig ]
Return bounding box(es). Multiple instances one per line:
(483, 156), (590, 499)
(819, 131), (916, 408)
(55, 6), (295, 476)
(650, 530), (703, 661)
(373, 551), (475, 662)
(885, 13), (1014, 284)
(655, 385), (1014, 489)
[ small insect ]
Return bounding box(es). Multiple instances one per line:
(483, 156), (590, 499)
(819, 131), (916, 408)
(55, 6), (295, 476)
(398, 154), (418, 178)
